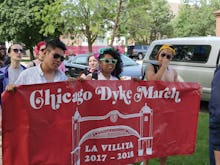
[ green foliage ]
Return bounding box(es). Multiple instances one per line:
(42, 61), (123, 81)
(173, 0), (220, 37)
(0, 0), (59, 59)
(1, 0), (220, 53)
(125, 0), (174, 44)
(39, 0), (119, 52)
(148, 0), (174, 41)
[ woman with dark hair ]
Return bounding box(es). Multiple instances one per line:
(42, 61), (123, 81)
(86, 47), (123, 80)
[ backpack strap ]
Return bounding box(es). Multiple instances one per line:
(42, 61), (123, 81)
(92, 72), (98, 80)
(152, 63), (159, 73)
(142, 63), (160, 80)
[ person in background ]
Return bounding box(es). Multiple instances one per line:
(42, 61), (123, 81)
(209, 65), (220, 165)
(0, 43), (26, 127)
(80, 54), (99, 79)
(0, 52), (4, 68)
(5, 38), (67, 88)
(26, 41), (46, 67)
(85, 47), (123, 80)
(0, 42), (8, 67)
(143, 44), (178, 165)
(58, 61), (66, 73)
(0, 43), (26, 90)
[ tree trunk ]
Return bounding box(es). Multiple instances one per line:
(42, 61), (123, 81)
(109, 0), (123, 47)
(88, 36), (93, 53)
(29, 47), (34, 60)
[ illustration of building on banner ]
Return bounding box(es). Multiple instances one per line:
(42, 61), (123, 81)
(70, 104), (153, 165)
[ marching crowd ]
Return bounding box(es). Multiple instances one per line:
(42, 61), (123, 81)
(0, 38), (219, 165)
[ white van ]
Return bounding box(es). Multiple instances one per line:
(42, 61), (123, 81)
(142, 37), (220, 101)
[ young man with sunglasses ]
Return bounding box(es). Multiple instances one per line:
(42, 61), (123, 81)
(6, 38), (67, 88)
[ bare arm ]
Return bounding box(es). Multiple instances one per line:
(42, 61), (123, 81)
(146, 58), (170, 81)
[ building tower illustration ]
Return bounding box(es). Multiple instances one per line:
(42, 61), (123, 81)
(71, 104), (153, 165)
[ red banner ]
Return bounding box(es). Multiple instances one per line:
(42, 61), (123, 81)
(2, 81), (200, 165)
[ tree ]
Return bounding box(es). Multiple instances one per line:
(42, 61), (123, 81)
(0, 0), (59, 59)
(40, 0), (119, 53)
(124, 0), (174, 44)
(109, 0), (124, 47)
(125, 0), (152, 44)
(147, 0), (174, 41)
(173, 0), (220, 37)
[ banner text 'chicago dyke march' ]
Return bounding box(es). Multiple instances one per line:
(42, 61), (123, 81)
(2, 80), (201, 165)
(30, 84), (181, 110)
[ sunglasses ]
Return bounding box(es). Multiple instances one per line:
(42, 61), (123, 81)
(98, 47), (113, 55)
(100, 58), (117, 64)
(40, 48), (46, 52)
(53, 53), (65, 62)
(160, 53), (172, 60)
(12, 48), (24, 53)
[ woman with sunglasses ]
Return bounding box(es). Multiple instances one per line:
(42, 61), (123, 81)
(86, 47), (123, 80)
(27, 41), (46, 68)
(145, 44), (178, 82)
(0, 43), (26, 90)
(0, 43), (26, 127)
(143, 44), (178, 165)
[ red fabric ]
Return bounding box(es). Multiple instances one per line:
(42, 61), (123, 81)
(2, 81), (200, 165)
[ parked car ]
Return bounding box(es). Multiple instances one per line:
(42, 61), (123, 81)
(64, 54), (143, 79)
(127, 45), (149, 60)
(142, 36), (220, 101)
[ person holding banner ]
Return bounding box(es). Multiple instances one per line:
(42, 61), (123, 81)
(144, 44), (178, 165)
(209, 66), (220, 165)
(5, 38), (68, 91)
(85, 47), (123, 80)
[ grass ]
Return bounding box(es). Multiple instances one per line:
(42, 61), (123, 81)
(134, 112), (209, 165)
